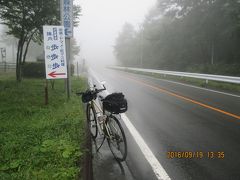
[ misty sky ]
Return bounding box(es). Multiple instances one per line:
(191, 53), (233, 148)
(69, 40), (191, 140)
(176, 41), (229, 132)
(74, 0), (156, 67)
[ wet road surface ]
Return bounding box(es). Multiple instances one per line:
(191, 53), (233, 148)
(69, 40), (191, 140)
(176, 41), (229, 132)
(90, 67), (240, 180)
(92, 135), (134, 180)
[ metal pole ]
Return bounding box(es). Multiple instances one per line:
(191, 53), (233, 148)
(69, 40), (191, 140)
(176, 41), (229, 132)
(4, 61), (6, 72)
(77, 61), (79, 77)
(140, 29), (143, 68)
(66, 38), (71, 99)
(60, 0), (71, 99)
(211, 42), (214, 65)
(45, 79), (48, 105)
(138, 24), (143, 68)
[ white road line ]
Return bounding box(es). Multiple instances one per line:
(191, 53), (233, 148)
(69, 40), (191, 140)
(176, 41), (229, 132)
(89, 69), (171, 180)
(121, 113), (171, 180)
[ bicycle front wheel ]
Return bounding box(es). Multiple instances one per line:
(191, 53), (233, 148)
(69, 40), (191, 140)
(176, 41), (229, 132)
(106, 116), (127, 161)
(86, 103), (98, 139)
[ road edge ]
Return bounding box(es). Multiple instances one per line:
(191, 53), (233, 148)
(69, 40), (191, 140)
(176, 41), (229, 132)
(81, 117), (93, 180)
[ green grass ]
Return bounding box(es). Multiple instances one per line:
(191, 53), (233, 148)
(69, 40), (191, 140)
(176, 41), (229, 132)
(0, 75), (87, 179)
(118, 68), (240, 93)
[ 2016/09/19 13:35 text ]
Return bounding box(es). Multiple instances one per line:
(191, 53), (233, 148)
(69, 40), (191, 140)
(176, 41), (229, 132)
(167, 151), (225, 159)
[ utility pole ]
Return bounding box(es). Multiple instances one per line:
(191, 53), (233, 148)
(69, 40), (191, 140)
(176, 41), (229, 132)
(211, 41), (214, 65)
(66, 38), (71, 99)
(60, 0), (73, 99)
(77, 61), (79, 77)
(139, 24), (143, 68)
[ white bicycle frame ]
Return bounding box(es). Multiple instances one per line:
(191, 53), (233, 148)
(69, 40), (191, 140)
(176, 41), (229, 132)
(91, 98), (104, 134)
(89, 84), (121, 139)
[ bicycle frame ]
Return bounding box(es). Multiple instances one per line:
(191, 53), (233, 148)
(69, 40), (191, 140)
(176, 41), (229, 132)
(78, 85), (127, 161)
(90, 97), (112, 138)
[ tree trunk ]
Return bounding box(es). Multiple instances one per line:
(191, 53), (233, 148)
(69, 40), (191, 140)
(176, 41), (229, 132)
(23, 31), (35, 64)
(16, 39), (21, 81)
(16, 35), (27, 82)
(18, 41), (24, 82)
(23, 38), (31, 65)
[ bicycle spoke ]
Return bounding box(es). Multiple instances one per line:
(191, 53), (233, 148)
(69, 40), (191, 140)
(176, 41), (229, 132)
(107, 116), (127, 161)
(87, 104), (98, 139)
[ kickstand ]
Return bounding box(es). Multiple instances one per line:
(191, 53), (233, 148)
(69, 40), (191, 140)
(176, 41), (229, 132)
(97, 136), (106, 152)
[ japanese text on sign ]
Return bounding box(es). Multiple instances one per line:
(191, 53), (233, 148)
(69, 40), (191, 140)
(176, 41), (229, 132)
(43, 26), (67, 79)
(61, 0), (73, 37)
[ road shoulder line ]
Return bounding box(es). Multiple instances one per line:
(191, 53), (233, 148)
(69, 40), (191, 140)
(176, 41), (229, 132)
(89, 69), (171, 180)
(121, 113), (171, 180)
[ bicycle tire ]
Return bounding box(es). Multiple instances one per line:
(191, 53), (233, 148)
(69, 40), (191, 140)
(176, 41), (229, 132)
(86, 103), (98, 139)
(106, 115), (127, 161)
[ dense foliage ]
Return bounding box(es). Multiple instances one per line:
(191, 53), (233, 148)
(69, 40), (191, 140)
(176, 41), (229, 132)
(0, 0), (81, 81)
(114, 0), (240, 75)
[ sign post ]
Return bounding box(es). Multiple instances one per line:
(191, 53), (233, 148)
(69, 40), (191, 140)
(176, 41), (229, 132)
(65, 38), (71, 99)
(61, 0), (73, 99)
(0, 48), (6, 72)
(0, 47), (6, 62)
(61, 0), (73, 38)
(43, 25), (67, 104)
(43, 26), (67, 79)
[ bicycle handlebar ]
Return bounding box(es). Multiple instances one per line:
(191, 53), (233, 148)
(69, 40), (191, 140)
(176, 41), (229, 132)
(95, 84), (106, 93)
(76, 84), (106, 96)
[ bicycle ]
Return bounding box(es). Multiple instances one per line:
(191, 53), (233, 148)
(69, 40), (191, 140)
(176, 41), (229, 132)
(76, 83), (127, 161)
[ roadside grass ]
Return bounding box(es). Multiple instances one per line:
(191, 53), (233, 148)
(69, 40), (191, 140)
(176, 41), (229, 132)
(118, 68), (240, 93)
(0, 75), (87, 179)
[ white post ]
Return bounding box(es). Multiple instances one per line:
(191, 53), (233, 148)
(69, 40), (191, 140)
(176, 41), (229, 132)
(66, 38), (71, 99)
(60, 0), (73, 99)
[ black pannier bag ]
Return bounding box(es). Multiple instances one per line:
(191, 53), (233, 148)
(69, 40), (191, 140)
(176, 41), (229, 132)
(82, 90), (96, 103)
(102, 92), (128, 114)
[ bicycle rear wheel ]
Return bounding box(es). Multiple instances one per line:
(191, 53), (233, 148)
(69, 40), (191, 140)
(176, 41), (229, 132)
(106, 115), (127, 161)
(86, 103), (98, 139)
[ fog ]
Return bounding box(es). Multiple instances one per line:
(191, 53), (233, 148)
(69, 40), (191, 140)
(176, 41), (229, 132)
(74, 0), (156, 68)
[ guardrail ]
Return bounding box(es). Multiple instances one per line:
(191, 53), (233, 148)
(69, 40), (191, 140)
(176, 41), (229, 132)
(0, 62), (16, 72)
(111, 66), (240, 84)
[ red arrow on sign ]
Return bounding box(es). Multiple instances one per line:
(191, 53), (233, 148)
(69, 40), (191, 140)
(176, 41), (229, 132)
(48, 71), (66, 78)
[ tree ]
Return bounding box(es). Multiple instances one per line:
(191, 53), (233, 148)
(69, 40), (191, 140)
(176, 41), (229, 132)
(0, 0), (81, 81)
(71, 38), (80, 62)
(114, 23), (138, 66)
(114, 0), (240, 75)
(0, 25), (17, 46)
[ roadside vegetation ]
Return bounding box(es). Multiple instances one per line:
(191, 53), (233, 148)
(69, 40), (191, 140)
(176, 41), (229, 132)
(0, 74), (87, 179)
(114, 0), (240, 76)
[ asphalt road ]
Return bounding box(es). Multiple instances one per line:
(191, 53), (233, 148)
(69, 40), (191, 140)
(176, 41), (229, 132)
(90, 67), (240, 180)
